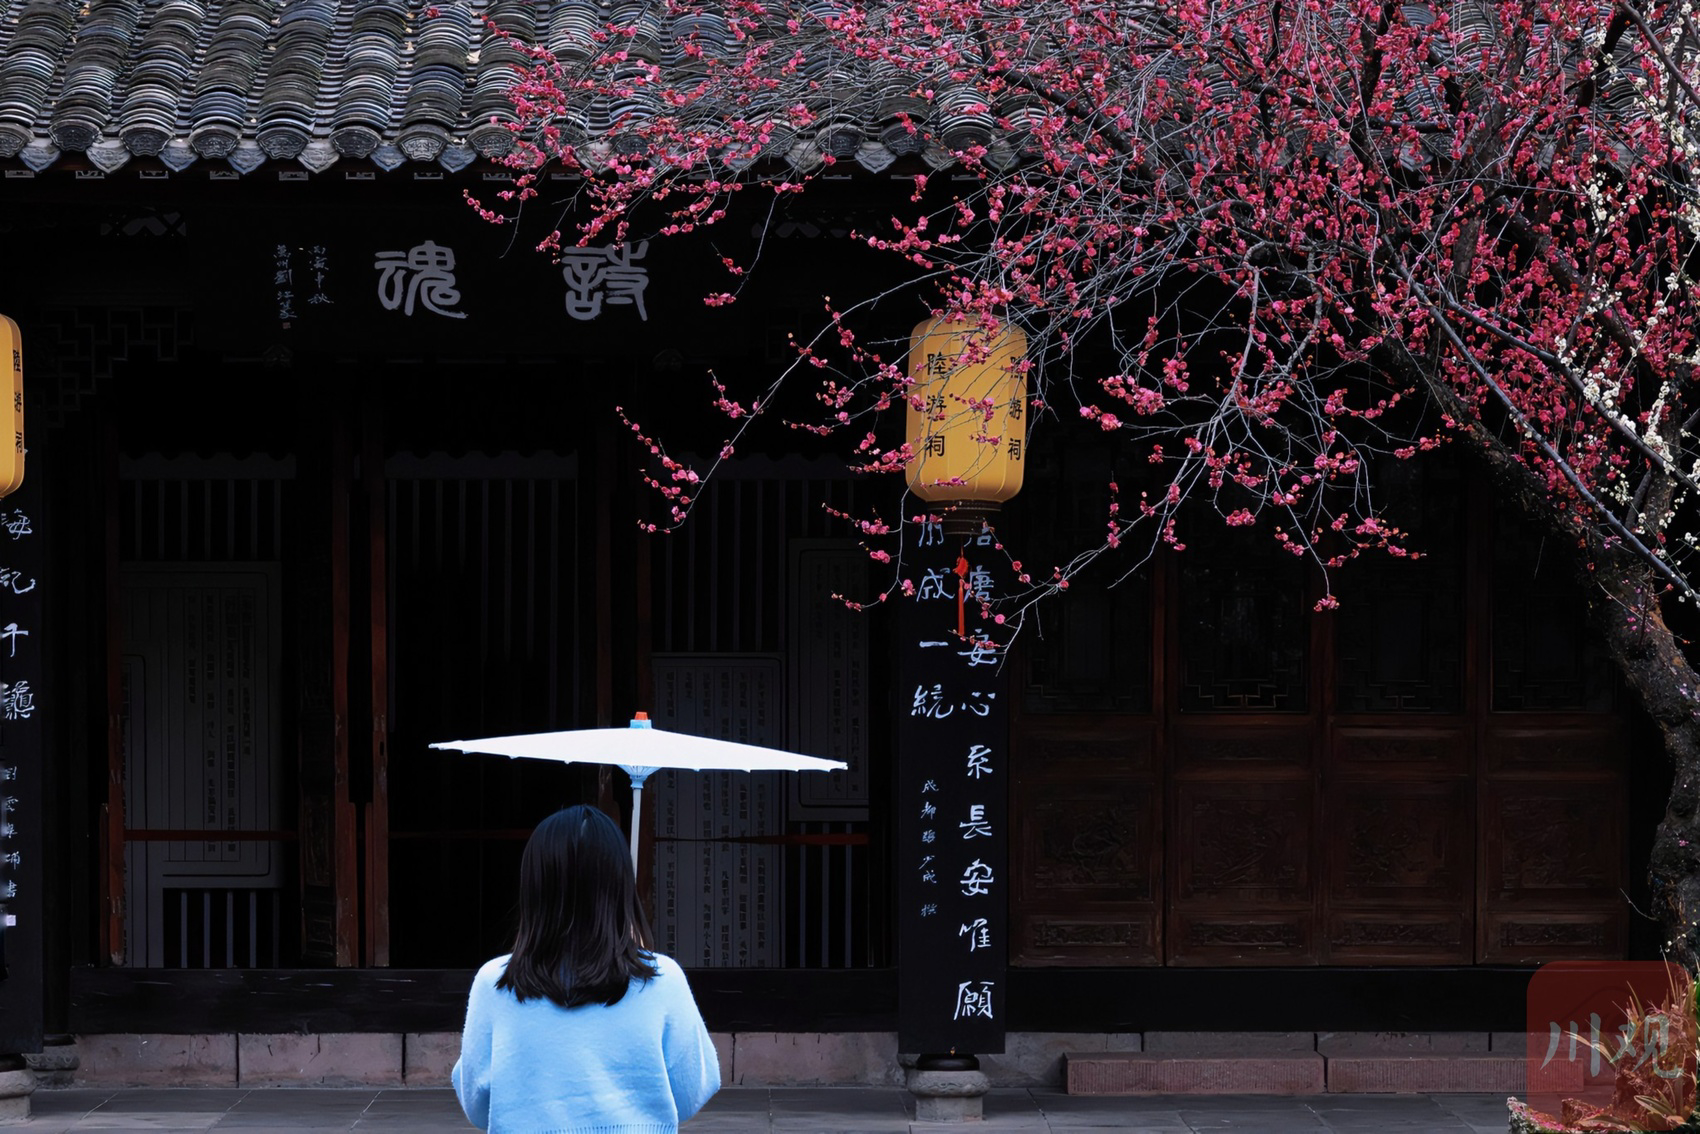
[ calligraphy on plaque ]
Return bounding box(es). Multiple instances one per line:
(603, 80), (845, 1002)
(0, 472), (44, 1052)
(896, 518), (1008, 1055)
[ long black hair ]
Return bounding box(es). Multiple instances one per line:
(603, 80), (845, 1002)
(497, 804), (659, 1008)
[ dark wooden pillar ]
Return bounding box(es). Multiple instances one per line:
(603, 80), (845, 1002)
(361, 395), (390, 967)
(297, 401), (358, 966)
(100, 418), (123, 965)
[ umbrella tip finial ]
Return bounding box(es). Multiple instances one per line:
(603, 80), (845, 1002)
(630, 711), (652, 728)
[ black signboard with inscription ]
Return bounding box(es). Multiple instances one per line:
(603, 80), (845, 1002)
(896, 519), (1007, 1055)
(0, 468), (44, 1053)
(195, 204), (741, 356)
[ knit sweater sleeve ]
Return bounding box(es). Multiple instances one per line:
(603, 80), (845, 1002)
(658, 956), (721, 1121)
(451, 957), (502, 1130)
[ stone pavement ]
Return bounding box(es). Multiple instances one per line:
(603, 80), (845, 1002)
(17, 1087), (1516, 1132)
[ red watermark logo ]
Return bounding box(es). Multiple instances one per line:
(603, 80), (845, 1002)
(1520, 961), (1695, 1131)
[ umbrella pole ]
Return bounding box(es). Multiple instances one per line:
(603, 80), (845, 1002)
(622, 766), (656, 875)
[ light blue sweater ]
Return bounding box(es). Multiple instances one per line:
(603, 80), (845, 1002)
(452, 952), (720, 1134)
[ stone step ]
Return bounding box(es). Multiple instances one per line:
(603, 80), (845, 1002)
(1065, 1051), (1325, 1095)
(1065, 1050), (1589, 1095)
(1324, 1052), (1559, 1094)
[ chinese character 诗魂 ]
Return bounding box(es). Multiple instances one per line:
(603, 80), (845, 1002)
(562, 241), (651, 321)
(375, 241), (469, 319)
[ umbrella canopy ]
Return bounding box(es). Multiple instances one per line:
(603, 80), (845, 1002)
(429, 714), (847, 868)
(429, 719), (848, 776)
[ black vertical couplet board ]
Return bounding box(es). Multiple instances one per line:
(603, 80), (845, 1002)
(0, 466), (44, 1052)
(896, 519), (1008, 1055)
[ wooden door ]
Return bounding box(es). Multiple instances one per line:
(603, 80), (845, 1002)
(1007, 453), (1627, 967)
(1009, 436), (1163, 965)
(1317, 458), (1474, 963)
(1164, 519), (1319, 964)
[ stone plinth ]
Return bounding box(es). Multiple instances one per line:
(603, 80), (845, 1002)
(0, 1063), (34, 1122)
(907, 1066), (990, 1122)
(22, 1036), (77, 1089)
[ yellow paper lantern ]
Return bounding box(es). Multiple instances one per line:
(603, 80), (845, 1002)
(905, 316), (1027, 534)
(0, 316), (23, 499)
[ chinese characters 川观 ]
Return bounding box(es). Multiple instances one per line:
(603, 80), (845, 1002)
(1542, 1012), (1687, 1079)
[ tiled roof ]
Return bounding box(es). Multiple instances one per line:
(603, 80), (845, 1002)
(2, 0), (1657, 179)
(0, 0), (1005, 176)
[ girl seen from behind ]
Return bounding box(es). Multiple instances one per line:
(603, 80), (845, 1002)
(453, 804), (721, 1133)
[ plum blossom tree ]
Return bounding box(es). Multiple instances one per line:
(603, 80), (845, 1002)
(467, 0), (1700, 969)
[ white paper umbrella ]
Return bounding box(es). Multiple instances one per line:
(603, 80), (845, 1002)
(429, 713), (848, 868)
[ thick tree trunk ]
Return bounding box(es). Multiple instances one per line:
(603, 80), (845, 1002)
(1593, 556), (1700, 970)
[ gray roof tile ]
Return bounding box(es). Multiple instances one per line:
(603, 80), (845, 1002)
(0, 0), (998, 175)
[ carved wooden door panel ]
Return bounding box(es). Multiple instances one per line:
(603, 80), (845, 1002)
(1479, 511), (1626, 961)
(1009, 438), (1162, 965)
(1011, 717), (1161, 964)
(1322, 728), (1473, 962)
(1320, 461), (1474, 963)
(1165, 523), (1320, 964)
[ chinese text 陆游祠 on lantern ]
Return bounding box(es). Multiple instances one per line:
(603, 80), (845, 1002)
(905, 316), (1027, 532)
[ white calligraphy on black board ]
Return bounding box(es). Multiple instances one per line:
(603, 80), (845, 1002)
(0, 479), (46, 1051)
(896, 520), (1008, 1055)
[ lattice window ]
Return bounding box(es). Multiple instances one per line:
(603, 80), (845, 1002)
(1491, 509), (1615, 712)
(1177, 521), (1308, 712)
(1333, 455), (1465, 712)
(1016, 434), (1152, 714)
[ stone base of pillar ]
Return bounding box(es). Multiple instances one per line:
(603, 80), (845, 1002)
(907, 1066), (990, 1122)
(23, 1036), (78, 1088)
(0, 1058), (36, 1122)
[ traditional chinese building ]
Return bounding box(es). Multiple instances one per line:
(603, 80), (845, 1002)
(0, 0), (1665, 1088)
